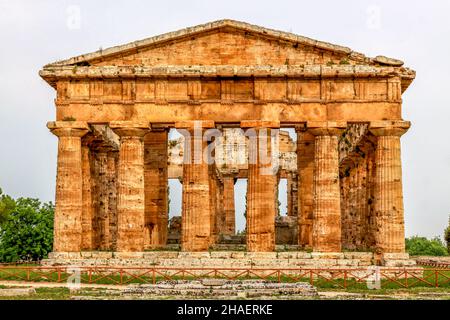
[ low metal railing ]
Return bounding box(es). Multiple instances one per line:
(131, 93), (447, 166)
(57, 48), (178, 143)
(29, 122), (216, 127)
(0, 266), (449, 289)
(416, 259), (450, 269)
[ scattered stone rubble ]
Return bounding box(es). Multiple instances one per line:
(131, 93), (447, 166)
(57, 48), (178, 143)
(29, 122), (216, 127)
(122, 279), (318, 298)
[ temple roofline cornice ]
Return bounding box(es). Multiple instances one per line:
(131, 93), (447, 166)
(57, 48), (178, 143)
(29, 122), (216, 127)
(40, 64), (415, 85)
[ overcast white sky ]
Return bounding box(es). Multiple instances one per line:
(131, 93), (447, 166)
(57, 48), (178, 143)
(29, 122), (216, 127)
(0, 0), (449, 237)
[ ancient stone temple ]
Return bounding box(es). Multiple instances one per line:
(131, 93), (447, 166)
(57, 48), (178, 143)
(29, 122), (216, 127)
(40, 20), (415, 259)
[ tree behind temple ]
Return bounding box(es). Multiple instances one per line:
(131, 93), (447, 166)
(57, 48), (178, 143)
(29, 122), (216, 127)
(0, 188), (15, 225)
(0, 197), (54, 263)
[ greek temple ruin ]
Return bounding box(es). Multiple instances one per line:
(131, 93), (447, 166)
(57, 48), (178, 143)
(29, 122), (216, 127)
(40, 20), (416, 261)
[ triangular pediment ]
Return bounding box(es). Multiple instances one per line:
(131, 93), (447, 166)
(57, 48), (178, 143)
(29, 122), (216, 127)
(45, 19), (404, 68)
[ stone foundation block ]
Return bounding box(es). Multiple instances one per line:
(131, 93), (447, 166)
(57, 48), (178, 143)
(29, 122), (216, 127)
(210, 252), (233, 259)
(296, 252), (312, 259)
(343, 252), (374, 260)
(311, 252), (344, 259)
(143, 251), (179, 259)
(337, 259), (359, 266)
(67, 252), (82, 259)
(277, 252), (298, 259)
(357, 260), (373, 266)
(91, 252), (113, 259)
(178, 252), (211, 259)
(229, 259), (253, 267)
(245, 252), (278, 259)
(287, 259), (314, 267)
(80, 251), (94, 258)
(382, 253), (410, 260)
(383, 259), (417, 267)
(48, 252), (68, 259)
(113, 252), (144, 259)
(230, 252), (246, 259)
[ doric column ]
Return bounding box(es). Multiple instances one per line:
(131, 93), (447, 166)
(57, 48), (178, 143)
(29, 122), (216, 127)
(81, 137), (94, 250)
(369, 121), (410, 253)
(93, 149), (110, 249)
(222, 175), (236, 235)
(89, 144), (118, 250)
(296, 127), (315, 247)
(110, 121), (149, 252)
(144, 128), (168, 248)
(241, 121), (279, 252)
(176, 120), (215, 251)
(208, 166), (218, 244)
(106, 150), (118, 250)
(309, 121), (346, 252)
(47, 121), (89, 252)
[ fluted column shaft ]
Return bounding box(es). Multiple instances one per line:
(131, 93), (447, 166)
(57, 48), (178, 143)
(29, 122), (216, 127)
(95, 150), (110, 249)
(177, 121), (214, 251)
(222, 175), (236, 235)
(311, 127), (343, 252)
(296, 130), (315, 247)
(110, 123), (148, 252)
(370, 124), (409, 253)
(106, 151), (118, 250)
(81, 141), (94, 250)
(242, 121), (279, 252)
(144, 129), (168, 248)
(208, 167), (218, 244)
(48, 122), (89, 252)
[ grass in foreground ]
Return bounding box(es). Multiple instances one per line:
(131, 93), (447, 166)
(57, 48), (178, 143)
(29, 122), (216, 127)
(0, 267), (449, 291)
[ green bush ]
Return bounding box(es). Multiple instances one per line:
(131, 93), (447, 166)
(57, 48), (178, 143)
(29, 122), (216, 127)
(405, 236), (448, 256)
(0, 197), (54, 263)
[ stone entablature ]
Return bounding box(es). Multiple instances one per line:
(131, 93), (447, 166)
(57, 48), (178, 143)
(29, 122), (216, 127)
(41, 20), (415, 261)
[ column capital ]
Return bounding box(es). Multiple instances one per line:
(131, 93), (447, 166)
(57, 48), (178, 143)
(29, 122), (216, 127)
(240, 120), (280, 129)
(47, 121), (90, 137)
(307, 121), (347, 136)
(369, 120), (411, 137)
(175, 120), (215, 129)
(109, 121), (149, 137)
